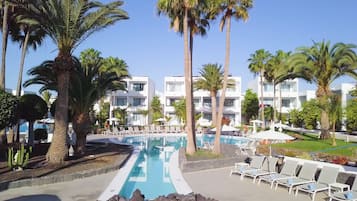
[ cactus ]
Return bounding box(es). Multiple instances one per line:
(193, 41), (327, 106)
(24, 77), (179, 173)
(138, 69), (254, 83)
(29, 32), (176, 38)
(7, 144), (32, 171)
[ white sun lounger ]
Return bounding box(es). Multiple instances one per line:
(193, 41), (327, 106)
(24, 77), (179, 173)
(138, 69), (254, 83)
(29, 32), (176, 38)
(257, 159), (299, 188)
(275, 162), (318, 194)
(295, 166), (340, 201)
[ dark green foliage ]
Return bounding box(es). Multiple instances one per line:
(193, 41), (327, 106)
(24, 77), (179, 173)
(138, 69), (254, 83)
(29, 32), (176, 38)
(301, 99), (320, 129)
(173, 99), (186, 124)
(34, 128), (48, 141)
(50, 99), (73, 120)
(97, 101), (110, 128)
(113, 107), (127, 125)
(0, 90), (19, 129)
(289, 109), (303, 127)
(346, 99), (357, 133)
(242, 89), (259, 123)
(7, 144), (32, 170)
(264, 106), (274, 122)
(17, 94), (47, 121)
(151, 96), (163, 122)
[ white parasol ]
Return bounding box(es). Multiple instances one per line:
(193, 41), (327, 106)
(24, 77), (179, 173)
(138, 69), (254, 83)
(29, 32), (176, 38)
(211, 125), (239, 132)
(249, 129), (295, 156)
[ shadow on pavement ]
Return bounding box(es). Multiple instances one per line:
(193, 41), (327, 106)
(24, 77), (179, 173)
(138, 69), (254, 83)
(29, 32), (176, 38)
(4, 194), (61, 201)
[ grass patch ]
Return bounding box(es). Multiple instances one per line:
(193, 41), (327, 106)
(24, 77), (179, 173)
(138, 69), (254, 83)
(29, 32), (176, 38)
(186, 149), (221, 161)
(272, 132), (357, 157)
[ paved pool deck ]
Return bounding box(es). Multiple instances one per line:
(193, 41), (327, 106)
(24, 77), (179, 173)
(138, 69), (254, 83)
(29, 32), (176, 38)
(0, 166), (330, 201)
(183, 167), (327, 201)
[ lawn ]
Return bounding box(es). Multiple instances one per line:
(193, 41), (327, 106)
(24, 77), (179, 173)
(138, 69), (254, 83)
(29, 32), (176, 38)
(272, 132), (357, 157)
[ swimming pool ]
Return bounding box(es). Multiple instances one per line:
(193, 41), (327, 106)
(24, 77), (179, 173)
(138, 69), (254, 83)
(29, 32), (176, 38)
(116, 134), (249, 200)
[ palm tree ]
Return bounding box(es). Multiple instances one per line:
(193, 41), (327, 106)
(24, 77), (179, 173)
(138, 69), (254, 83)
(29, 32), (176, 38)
(194, 63), (235, 127)
(265, 50), (291, 122)
(0, 0), (9, 89)
(25, 49), (129, 155)
(248, 49), (271, 128)
(289, 41), (357, 139)
(22, 0), (128, 163)
(157, 0), (207, 155)
(212, 0), (252, 154)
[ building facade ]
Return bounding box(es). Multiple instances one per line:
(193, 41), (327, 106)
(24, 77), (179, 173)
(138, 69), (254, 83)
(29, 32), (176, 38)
(163, 76), (242, 126)
(109, 76), (155, 126)
(251, 77), (299, 114)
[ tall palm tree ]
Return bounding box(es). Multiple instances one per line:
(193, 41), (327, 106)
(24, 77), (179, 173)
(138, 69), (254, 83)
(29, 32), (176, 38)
(0, 0), (9, 89)
(194, 63), (235, 127)
(265, 50), (291, 122)
(212, 0), (252, 154)
(157, 0), (207, 155)
(289, 41), (357, 139)
(23, 0), (128, 164)
(248, 49), (271, 128)
(25, 49), (129, 155)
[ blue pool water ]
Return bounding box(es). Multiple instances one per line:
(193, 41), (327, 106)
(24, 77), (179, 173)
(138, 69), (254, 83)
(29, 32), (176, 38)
(119, 135), (249, 199)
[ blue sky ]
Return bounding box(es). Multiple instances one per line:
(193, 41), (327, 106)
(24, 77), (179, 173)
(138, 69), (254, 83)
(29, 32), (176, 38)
(4, 0), (357, 93)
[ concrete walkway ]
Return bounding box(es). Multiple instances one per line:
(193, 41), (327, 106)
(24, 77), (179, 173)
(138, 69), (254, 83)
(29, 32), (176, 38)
(0, 171), (116, 201)
(183, 167), (328, 201)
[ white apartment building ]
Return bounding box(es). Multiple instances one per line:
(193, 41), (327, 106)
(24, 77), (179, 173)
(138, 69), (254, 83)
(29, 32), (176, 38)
(251, 77), (299, 114)
(164, 76), (242, 126)
(299, 83), (356, 109)
(109, 76), (155, 126)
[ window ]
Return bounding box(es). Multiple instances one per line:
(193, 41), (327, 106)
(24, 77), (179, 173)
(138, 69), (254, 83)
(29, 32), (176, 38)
(166, 82), (184, 92)
(133, 83), (145, 91)
(116, 97), (127, 106)
(133, 98), (144, 106)
(282, 99), (290, 107)
(224, 99), (235, 107)
(203, 98), (211, 107)
(194, 98), (200, 107)
(263, 83), (273, 92)
(166, 98), (180, 106)
(203, 113), (212, 121)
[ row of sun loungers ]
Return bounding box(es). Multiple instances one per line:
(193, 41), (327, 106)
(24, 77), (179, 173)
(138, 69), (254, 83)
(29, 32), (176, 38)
(103, 125), (185, 135)
(230, 155), (356, 201)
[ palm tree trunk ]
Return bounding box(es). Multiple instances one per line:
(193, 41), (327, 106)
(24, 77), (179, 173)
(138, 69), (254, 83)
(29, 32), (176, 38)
(320, 110), (330, 139)
(211, 91), (217, 127)
(273, 80), (277, 122)
(14, 31), (30, 142)
(279, 84), (282, 121)
(260, 72), (265, 129)
(189, 27), (196, 148)
(28, 120), (34, 146)
(184, 8), (195, 155)
(46, 54), (71, 164)
(0, 2), (8, 89)
(213, 15), (231, 155)
(317, 87), (330, 139)
(73, 112), (91, 155)
(0, 2), (9, 144)
(332, 120), (336, 146)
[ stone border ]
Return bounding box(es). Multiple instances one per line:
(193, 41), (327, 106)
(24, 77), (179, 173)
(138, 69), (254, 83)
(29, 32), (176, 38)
(179, 146), (247, 173)
(0, 147), (133, 192)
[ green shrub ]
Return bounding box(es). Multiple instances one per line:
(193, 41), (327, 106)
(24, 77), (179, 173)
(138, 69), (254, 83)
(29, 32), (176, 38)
(7, 144), (32, 171)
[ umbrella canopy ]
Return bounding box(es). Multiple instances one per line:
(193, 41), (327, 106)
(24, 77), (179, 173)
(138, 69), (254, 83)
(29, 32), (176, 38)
(250, 119), (263, 124)
(273, 122), (289, 129)
(249, 130), (294, 141)
(107, 117), (119, 122)
(211, 125), (239, 132)
(37, 118), (55, 124)
(155, 118), (166, 122)
(249, 129), (295, 156)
